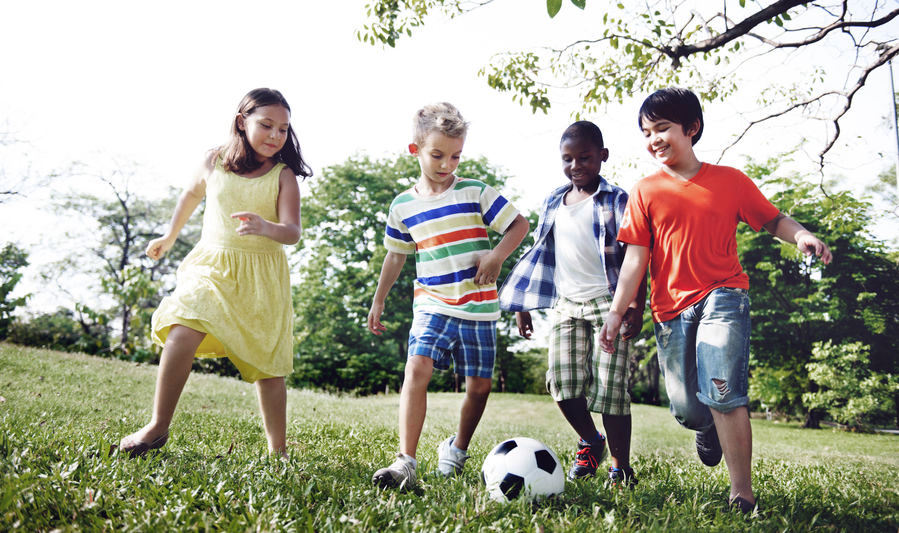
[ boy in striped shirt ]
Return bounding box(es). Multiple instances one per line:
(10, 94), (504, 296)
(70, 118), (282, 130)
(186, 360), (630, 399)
(368, 102), (529, 489)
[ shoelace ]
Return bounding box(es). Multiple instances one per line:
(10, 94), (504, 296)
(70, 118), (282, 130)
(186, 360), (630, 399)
(574, 445), (597, 467)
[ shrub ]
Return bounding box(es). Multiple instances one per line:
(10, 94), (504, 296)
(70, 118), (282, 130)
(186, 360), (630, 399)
(803, 340), (898, 430)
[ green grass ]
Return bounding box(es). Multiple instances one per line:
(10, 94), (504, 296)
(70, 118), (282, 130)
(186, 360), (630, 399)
(1, 343), (897, 532)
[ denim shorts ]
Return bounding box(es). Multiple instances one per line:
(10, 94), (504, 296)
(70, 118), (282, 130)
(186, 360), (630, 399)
(407, 312), (496, 378)
(654, 287), (751, 431)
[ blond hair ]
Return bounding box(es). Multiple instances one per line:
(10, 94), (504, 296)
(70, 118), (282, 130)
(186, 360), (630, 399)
(412, 102), (469, 145)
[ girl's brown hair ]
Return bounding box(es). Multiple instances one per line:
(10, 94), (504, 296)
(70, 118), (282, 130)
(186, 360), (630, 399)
(219, 88), (313, 178)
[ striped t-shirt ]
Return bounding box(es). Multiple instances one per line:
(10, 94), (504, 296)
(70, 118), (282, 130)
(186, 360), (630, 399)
(384, 177), (520, 321)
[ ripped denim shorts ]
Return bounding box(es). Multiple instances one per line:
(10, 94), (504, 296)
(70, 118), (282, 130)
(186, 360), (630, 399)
(653, 287), (751, 432)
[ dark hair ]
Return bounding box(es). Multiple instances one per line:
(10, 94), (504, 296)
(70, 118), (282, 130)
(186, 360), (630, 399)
(638, 88), (704, 145)
(219, 88), (313, 178)
(560, 120), (604, 149)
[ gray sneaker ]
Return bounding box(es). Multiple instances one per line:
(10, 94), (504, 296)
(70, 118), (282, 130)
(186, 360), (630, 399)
(372, 453), (417, 489)
(436, 435), (469, 477)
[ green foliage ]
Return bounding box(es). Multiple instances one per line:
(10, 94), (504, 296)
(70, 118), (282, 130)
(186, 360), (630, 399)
(803, 341), (899, 430)
(55, 178), (200, 359)
(0, 243), (28, 339)
(356, 0), (465, 48)
(7, 307), (110, 355)
(291, 154), (418, 393)
(357, 1), (896, 162)
(2, 344), (898, 531)
(740, 157), (899, 422)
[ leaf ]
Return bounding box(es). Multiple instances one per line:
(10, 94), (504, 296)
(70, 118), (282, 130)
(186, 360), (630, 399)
(547, 0), (562, 17)
(570, 0), (586, 8)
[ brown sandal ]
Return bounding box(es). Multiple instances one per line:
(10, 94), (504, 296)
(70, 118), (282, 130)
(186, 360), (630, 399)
(119, 431), (169, 458)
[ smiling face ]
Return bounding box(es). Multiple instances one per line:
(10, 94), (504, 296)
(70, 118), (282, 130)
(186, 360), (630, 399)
(640, 115), (700, 173)
(561, 136), (608, 193)
(238, 104), (291, 161)
(410, 131), (465, 194)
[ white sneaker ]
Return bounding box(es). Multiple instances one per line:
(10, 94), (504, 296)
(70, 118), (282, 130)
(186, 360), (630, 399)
(372, 453), (417, 489)
(436, 435), (469, 477)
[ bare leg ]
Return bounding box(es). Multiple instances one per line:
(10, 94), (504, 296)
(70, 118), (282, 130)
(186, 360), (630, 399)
(398, 355), (433, 458)
(122, 325), (204, 444)
(602, 414), (632, 469)
(453, 376), (492, 450)
(556, 397), (599, 443)
(256, 376), (287, 456)
(710, 406), (754, 504)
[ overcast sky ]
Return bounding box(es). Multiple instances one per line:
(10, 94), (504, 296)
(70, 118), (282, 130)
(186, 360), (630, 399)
(2, 0), (896, 311)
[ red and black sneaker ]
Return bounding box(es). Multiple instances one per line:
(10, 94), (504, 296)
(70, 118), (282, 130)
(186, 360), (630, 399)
(567, 436), (608, 480)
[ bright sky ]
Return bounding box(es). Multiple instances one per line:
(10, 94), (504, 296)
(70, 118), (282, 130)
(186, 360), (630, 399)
(2, 0), (896, 312)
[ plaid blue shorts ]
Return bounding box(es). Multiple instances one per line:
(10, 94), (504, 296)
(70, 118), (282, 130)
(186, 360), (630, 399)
(407, 312), (496, 378)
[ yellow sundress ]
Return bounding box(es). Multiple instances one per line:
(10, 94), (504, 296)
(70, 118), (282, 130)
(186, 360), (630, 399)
(151, 159), (293, 382)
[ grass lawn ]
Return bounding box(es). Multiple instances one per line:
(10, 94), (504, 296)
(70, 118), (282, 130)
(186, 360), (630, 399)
(1, 343), (897, 532)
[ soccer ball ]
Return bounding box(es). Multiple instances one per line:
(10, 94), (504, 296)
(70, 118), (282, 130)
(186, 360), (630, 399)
(480, 437), (565, 503)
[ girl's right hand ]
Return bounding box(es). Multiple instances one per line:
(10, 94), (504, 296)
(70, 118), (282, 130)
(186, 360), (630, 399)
(146, 236), (173, 261)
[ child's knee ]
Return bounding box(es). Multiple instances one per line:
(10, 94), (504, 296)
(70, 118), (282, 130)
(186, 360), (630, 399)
(404, 355), (434, 382)
(466, 376), (492, 399)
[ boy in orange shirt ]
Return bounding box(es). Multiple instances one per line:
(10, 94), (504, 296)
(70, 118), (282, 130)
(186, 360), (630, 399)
(600, 88), (832, 513)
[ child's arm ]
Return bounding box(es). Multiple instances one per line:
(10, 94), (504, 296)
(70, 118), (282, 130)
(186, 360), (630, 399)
(473, 214), (530, 285)
(762, 213), (833, 264)
(621, 270), (648, 341)
(231, 167), (302, 245)
(515, 311), (534, 338)
(367, 251), (408, 336)
(146, 155), (212, 261)
(599, 244), (650, 353)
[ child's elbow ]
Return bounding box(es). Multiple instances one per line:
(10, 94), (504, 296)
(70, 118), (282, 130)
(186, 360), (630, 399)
(286, 224), (302, 245)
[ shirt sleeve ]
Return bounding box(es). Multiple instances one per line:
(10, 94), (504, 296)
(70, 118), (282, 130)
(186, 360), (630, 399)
(384, 203), (416, 254)
(736, 171), (781, 231)
(480, 184), (520, 234)
(616, 183), (652, 246)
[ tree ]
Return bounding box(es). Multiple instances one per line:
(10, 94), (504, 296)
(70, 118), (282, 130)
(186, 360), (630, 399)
(292, 153), (541, 394)
(53, 165), (200, 358)
(0, 243), (28, 339)
(738, 156), (899, 427)
(359, 1), (899, 166)
(802, 340), (898, 430)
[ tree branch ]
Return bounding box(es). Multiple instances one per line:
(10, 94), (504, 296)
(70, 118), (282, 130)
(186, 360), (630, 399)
(667, 0), (809, 62)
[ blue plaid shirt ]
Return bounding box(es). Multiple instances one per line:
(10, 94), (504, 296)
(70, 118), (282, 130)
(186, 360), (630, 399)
(498, 177), (629, 312)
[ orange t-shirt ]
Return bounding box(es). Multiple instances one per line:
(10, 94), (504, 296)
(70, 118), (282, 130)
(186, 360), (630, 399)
(617, 163), (780, 322)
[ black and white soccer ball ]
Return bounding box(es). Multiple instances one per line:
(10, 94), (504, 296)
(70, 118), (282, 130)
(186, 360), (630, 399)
(480, 437), (565, 502)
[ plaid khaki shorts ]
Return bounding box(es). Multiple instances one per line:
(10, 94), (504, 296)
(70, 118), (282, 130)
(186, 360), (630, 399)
(547, 294), (631, 415)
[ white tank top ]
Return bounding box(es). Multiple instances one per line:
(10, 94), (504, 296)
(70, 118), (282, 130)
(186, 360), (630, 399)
(552, 190), (610, 302)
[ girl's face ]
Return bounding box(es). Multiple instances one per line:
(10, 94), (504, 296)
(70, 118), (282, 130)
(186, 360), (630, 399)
(561, 137), (608, 192)
(238, 104), (290, 161)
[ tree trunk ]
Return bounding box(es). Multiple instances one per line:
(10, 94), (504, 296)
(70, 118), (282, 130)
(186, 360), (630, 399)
(803, 409), (822, 429)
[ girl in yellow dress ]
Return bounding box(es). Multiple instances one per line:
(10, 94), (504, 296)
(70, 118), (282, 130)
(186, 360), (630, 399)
(119, 88), (312, 458)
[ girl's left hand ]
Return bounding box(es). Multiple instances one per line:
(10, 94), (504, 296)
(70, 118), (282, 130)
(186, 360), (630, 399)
(231, 212), (267, 237)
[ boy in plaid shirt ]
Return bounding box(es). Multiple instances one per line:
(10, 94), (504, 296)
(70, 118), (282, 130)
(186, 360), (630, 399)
(499, 121), (645, 486)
